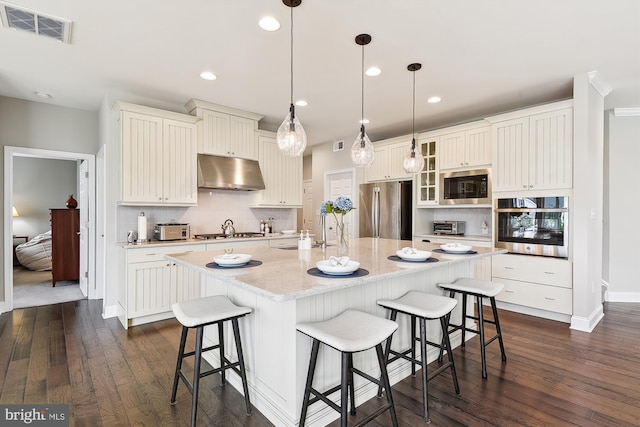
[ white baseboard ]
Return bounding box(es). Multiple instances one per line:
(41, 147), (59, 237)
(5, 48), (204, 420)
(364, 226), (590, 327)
(605, 291), (640, 303)
(570, 304), (604, 332)
(494, 300), (571, 323)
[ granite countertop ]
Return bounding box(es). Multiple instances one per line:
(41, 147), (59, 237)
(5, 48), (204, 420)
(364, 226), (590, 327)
(121, 233), (301, 248)
(415, 233), (492, 242)
(166, 237), (506, 302)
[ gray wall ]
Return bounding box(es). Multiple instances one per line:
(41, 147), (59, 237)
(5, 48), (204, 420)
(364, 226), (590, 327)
(1, 96), (99, 303)
(13, 157), (77, 238)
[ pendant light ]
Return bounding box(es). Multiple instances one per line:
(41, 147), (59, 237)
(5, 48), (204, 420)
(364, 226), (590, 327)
(276, 0), (307, 157)
(403, 63), (425, 174)
(351, 34), (375, 167)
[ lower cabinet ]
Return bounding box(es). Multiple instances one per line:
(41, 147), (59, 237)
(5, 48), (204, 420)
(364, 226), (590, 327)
(120, 244), (205, 327)
(492, 253), (572, 315)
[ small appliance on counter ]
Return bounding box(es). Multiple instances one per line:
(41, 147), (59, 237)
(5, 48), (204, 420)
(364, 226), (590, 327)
(153, 223), (190, 241)
(433, 221), (465, 235)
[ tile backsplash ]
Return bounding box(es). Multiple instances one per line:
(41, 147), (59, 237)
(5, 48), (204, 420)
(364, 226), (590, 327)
(432, 208), (491, 236)
(118, 189), (297, 242)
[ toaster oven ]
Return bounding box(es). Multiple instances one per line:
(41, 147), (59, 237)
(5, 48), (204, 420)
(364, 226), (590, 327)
(153, 224), (190, 241)
(433, 221), (466, 235)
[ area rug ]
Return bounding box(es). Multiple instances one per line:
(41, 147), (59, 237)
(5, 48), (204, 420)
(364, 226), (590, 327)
(13, 267), (85, 309)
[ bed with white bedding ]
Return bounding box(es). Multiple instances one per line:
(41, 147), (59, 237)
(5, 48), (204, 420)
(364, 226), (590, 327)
(15, 231), (52, 271)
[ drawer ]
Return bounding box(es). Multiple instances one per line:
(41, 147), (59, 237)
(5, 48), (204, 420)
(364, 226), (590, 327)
(127, 244), (205, 263)
(492, 253), (572, 288)
(495, 278), (572, 314)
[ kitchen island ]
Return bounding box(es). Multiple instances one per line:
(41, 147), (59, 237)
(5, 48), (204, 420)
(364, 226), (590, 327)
(166, 238), (505, 427)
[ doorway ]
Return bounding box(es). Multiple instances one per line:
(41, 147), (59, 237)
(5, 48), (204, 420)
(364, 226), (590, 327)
(3, 146), (96, 313)
(324, 168), (357, 238)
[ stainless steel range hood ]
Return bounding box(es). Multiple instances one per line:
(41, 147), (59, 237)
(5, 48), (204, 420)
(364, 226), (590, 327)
(197, 154), (265, 191)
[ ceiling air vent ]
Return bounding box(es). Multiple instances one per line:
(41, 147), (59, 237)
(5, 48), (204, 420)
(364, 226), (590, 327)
(0, 1), (72, 43)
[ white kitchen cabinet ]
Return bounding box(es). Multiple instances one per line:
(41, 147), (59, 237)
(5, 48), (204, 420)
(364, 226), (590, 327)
(439, 126), (491, 170)
(186, 99), (263, 160)
(120, 244), (205, 327)
(416, 135), (438, 205)
(253, 132), (302, 207)
(489, 102), (573, 192)
(492, 253), (572, 315)
(365, 137), (413, 182)
(117, 102), (198, 206)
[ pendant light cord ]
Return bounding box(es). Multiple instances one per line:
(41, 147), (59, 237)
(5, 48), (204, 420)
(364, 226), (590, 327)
(290, 6), (294, 107)
(411, 70), (416, 153)
(360, 42), (365, 145)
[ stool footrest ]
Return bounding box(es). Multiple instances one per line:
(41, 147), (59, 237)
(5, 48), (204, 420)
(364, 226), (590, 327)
(352, 404), (394, 427)
(307, 386), (342, 412)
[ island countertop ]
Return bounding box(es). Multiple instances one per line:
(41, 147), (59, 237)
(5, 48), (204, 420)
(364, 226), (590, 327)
(165, 237), (505, 302)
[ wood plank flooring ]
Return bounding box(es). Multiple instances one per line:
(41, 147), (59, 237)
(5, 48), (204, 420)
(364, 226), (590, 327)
(0, 300), (638, 426)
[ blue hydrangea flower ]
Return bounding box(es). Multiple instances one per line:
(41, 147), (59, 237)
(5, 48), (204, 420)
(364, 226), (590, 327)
(333, 196), (353, 214)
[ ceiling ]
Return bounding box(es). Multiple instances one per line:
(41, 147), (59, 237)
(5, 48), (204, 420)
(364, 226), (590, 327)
(1, 0), (639, 150)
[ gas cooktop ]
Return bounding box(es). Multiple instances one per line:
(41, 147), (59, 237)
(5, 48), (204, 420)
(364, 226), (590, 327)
(194, 232), (265, 240)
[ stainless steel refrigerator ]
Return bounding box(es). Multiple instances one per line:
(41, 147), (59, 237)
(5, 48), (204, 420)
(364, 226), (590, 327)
(359, 180), (413, 240)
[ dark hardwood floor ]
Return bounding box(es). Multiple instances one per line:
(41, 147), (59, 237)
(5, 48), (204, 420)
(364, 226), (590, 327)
(0, 300), (638, 426)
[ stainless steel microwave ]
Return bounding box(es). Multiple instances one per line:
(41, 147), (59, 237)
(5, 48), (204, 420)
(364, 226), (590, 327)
(439, 169), (491, 205)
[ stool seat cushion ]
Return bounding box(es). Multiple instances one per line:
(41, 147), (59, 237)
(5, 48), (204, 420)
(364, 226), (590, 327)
(378, 291), (457, 319)
(172, 295), (252, 328)
(297, 309), (398, 353)
(439, 278), (504, 297)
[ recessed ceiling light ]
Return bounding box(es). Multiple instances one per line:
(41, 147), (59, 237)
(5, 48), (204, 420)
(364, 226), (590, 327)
(259, 16), (280, 31)
(200, 71), (217, 81)
(295, 100), (308, 107)
(359, 118), (370, 124)
(34, 91), (51, 99)
(427, 96), (442, 103)
(365, 67), (382, 77)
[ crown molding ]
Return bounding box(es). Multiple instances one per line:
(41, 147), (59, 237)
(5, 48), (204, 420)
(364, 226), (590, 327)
(613, 108), (640, 117)
(588, 71), (612, 98)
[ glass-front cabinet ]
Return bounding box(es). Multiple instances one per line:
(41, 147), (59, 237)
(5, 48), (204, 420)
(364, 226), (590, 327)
(416, 135), (438, 205)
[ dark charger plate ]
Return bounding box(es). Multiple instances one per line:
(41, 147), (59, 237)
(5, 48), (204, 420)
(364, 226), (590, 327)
(387, 255), (439, 263)
(206, 260), (262, 269)
(307, 268), (369, 278)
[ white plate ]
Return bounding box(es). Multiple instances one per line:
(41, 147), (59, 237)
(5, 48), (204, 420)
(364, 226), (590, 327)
(440, 243), (472, 253)
(213, 253), (252, 266)
(396, 249), (432, 261)
(316, 260), (360, 275)
(281, 229), (296, 235)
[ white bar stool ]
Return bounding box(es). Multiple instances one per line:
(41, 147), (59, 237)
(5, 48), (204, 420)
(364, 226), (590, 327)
(170, 295), (252, 427)
(377, 291), (460, 423)
(296, 309), (399, 427)
(438, 278), (507, 378)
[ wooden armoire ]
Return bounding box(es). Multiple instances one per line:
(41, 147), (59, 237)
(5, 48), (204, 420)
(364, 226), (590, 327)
(50, 208), (80, 286)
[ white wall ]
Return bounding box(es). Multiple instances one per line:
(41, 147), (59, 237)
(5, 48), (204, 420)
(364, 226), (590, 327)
(13, 157), (77, 238)
(605, 113), (640, 301)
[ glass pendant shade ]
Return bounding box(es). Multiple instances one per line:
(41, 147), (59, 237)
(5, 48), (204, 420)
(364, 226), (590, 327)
(351, 125), (374, 167)
(277, 104), (307, 156)
(403, 139), (425, 173)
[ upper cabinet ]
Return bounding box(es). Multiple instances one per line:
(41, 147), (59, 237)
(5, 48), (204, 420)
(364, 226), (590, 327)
(487, 101), (573, 192)
(438, 124), (491, 170)
(365, 136), (413, 182)
(253, 131), (303, 207)
(186, 99), (263, 160)
(116, 102), (198, 206)
(416, 135), (439, 206)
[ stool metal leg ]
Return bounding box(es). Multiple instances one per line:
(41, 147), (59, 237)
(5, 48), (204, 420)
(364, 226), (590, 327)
(218, 322), (226, 385)
(476, 295), (488, 379)
(460, 291), (468, 347)
(170, 326), (188, 404)
(299, 339), (320, 427)
(190, 326), (204, 427)
(411, 315), (417, 376)
(232, 318), (252, 415)
(490, 297), (507, 362)
(378, 309), (398, 398)
(347, 353), (356, 416)
(440, 316), (460, 395)
(419, 318), (430, 423)
(375, 343), (399, 427)
(340, 352), (349, 427)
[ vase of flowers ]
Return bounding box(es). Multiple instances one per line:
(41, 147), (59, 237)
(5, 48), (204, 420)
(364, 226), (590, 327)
(321, 196), (354, 255)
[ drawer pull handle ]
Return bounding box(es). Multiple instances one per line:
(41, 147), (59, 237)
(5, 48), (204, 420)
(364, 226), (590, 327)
(544, 297), (555, 301)
(504, 266), (514, 270)
(147, 253), (157, 256)
(544, 271), (555, 275)
(505, 290), (514, 293)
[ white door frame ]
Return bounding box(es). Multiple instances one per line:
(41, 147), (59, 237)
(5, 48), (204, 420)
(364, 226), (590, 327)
(324, 168), (357, 238)
(3, 146), (97, 313)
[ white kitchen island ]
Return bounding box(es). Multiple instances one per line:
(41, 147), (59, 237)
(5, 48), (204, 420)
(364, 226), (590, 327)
(166, 238), (505, 427)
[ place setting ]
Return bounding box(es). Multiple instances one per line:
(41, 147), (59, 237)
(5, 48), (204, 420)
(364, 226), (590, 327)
(206, 250), (262, 269)
(307, 256), (369, 278)
(433, 243), (477, 255)
(388, 247), (439, 263)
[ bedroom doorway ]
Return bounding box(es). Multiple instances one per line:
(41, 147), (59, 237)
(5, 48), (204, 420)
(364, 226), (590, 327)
(3, 146), (96, 312)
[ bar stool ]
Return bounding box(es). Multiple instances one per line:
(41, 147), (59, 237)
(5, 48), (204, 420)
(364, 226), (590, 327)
(170, 295), (252, 427)
(438, 278), (507, 378)
(297, 309), (399, 427)
(377, 291), (460, 423)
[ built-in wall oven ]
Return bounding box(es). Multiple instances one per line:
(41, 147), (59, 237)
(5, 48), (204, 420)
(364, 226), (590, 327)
(494, 196), (568, 258)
